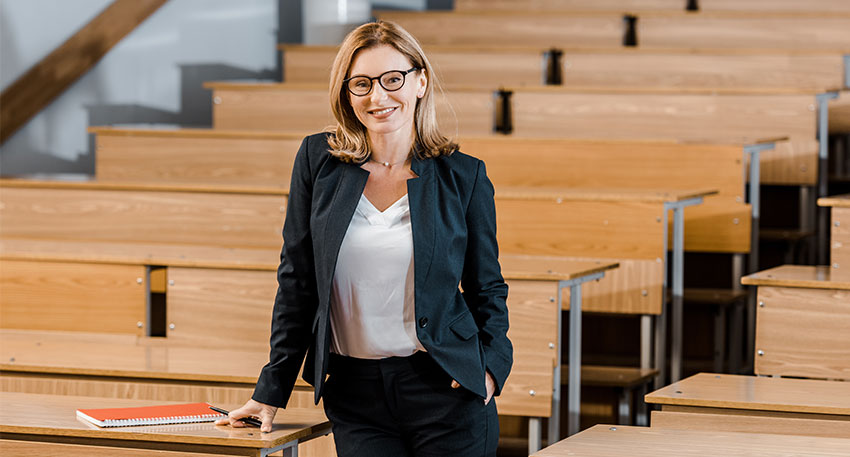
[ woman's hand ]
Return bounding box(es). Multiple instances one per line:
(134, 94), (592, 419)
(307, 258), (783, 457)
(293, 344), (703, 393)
(214, 398), (278, 433)
(451, 371), (497, 405)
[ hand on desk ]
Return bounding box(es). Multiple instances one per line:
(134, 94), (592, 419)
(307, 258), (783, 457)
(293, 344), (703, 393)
(215, 398), (277, 433)
(451, 371), (496, 405)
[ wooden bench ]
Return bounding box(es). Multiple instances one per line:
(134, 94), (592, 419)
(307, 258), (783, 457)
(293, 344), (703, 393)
(532, 424), (850, 456)
(280, 44), (551, 87)
(0, 179), (286, 249)
(645, 373), (850, 439)
(638, 12), (850, 51)
(645, 264), (850, 437)
(203, 82), (496, 136)
(455, 0), (850, 13)
(373, 10), (625, 48)
(0, 391), (330, 457)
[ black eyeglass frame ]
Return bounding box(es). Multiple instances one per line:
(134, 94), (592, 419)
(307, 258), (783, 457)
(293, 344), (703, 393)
(343, 67), (421, 96)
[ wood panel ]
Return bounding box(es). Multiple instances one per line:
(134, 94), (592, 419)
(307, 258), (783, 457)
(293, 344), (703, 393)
(281, 45), (546, 88)
(533, 424), (850, 456)
(208, 83), (494, 136)
(833, 207), (850, 271)
(455, 0), (684, 11)
(0, 260), (145, 335)
(755, 286), (850, 380)
(559, 52), (844, 91)
(0, 185), (285, 249)
(0, 0), (168, 144)
(374, 11), (624, 48)
(94, 129), (301, 187)
(510, 90), (818, 185)
(166, 268), (276, 351)
(639, 15), (850, 51)
(497, 280), (558, 417)
(651, 411), (850, 439)
(0, 440), (225, 457)
(699, 0), (850, 13)
(465, 137), (750, 252)
(496, 199), (664, 259)
(645, 373), (850, 415)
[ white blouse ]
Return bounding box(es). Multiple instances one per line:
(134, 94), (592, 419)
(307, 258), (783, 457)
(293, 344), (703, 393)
(329, 193), (426, 359)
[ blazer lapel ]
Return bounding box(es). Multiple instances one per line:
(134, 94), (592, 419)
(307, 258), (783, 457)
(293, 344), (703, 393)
(408, 156), (436, 288)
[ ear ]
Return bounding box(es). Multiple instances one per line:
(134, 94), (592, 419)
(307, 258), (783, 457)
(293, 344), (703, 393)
(417, 68), (428, 98)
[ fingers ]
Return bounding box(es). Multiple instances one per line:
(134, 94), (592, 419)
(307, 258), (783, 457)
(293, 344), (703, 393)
(260, 408), (275, 433)
(451, 379), (460, 389)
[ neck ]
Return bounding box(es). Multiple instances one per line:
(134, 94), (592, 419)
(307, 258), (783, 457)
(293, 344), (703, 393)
(368, 128), (415, 165)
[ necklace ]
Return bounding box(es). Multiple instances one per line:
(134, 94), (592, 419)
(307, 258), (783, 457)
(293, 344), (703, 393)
(369, 156), (409, 167)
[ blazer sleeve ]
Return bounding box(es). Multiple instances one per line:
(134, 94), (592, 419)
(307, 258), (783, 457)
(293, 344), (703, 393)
(252, 136), (319, 408)
(461, 160), (513, 396)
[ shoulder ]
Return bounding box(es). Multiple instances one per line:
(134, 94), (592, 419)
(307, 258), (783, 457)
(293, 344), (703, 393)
(294, 132), (336, 172)
(432, 149), (484, 181)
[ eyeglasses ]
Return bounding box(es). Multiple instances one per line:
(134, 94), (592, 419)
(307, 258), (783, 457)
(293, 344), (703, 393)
(344, 67), (420, 96)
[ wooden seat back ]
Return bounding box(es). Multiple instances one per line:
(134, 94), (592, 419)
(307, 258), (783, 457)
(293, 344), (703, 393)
(374, 10), (624, 47)
(465, 137), (749, 253)
(507, 88), (819, 186)
(0, 181), (285, 249)
(819, 195), (850, 271)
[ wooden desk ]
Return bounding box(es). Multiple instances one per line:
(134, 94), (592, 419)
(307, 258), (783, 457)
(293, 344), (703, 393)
(498, 187), (716, 387)
(532, 424), (850, 456)
(497, 256), (619, 453)
(818, 193), (850, 272)
(0, 391), (330, 457)
(645, 373), (850, 438)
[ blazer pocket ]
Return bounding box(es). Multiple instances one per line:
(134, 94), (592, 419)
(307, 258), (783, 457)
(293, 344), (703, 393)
(449, 312), (480, 340)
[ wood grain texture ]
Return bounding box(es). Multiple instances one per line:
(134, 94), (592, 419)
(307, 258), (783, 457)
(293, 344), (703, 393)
(833, 207), (849, 272)
(166, 268), (276, 351)
(497, 280), (558, 417)
(742, 265), (850, 289)
(650, 410), (850, 439)
(0, 0), (168, 144)
(374, 11), (624, 48)
(639, 15), (850, 51)
(0, 186), (285, 249)
(829, 92), (850, 134)
(282, 45), (546, 88)
(755, 286), (850, 380)
(0, 260), (145, 335)
(699, 0), (850, 13)
(645, 373), (850, 415)
(455, 0), (683, 11)
(559, 52), (844, 91)
(509, 90), (818, 185)
(0, 391), (330, 452)
(0, 440), (226, 457)
(95, 130), (300, 187)
(465, 137), (750, 252)
(532, 424), (850, 456)
(818, 194), (850, 208)
(208, 83), (495, 136)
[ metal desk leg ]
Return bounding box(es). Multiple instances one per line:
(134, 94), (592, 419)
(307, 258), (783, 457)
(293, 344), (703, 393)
(529, 418), (542, 455)
(816, 92), (840, 265)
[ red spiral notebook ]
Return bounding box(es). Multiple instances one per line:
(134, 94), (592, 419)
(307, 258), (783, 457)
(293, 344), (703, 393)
(76, 402), (224, 427)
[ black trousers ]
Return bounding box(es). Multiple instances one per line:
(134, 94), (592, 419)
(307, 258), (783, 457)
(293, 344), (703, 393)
(323, 351), (499, 457)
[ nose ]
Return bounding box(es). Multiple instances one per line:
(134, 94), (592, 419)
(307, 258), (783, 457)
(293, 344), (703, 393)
(369, 81), (389, 103)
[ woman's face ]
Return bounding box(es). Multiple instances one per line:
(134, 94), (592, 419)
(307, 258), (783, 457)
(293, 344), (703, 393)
(346, 45), (427, 138)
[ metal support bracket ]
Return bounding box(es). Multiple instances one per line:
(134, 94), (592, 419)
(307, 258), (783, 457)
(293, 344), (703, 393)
(816, 91), (840, 265)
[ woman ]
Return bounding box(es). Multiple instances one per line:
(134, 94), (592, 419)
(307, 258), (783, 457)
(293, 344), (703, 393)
(217, 21), (512, 457)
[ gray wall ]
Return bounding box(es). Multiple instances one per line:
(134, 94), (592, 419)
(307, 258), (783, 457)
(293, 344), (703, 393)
(0, 0), (439, 176)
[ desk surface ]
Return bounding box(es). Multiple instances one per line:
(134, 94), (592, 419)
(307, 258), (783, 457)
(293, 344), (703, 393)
(496, 186), (717, 203)
(0, 238), (618, 281)
(645, 373), (850, 416)
(533, 424), (850, 456)
(0, 391), (329, 451)
(818, 193), (850, 208)
(0, 329), (281, 385)
(741, 265), (850, 290)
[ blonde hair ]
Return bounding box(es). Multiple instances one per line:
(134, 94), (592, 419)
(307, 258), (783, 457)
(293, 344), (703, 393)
(327, 21), (457, 163)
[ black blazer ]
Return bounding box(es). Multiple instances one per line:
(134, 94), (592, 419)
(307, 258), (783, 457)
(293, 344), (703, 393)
(252, 132), (512, 407)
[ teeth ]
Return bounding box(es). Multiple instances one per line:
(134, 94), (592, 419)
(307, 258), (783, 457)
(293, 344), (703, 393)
(372, 107), (395, 115)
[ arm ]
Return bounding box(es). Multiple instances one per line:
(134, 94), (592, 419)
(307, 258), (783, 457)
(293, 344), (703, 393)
(251, 136), (320, 408)
(460, 160), (512, 396)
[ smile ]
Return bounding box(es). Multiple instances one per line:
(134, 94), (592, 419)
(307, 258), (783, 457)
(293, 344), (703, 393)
(369, 107), (397, 115)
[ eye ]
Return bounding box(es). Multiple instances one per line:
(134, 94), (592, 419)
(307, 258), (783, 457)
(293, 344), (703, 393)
(353, 79), (370, 88)
(385, 76), (402, 84)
